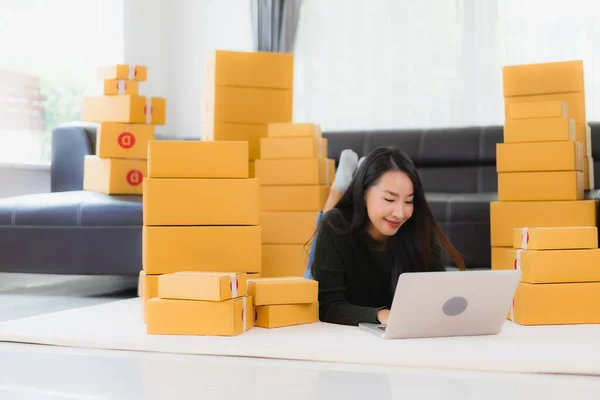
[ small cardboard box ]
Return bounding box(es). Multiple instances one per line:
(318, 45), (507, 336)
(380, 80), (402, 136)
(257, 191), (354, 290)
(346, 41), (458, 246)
(204, 85), (292, 124)
(146, 296), (254, 336)
(502, 60), (584, 97)
(147, 140), (248, 178)
(496, 141), (583, 173)
(260, 186), (329, 211)
(509, 282), (600, 325)
(261, 244), (309, 278)
(247, 277), (317, 306)
(507, 248), (600, 284)
(201, 121), (267, 160)
(255, 303), (319, 328)
(158, 272), (248, 301)
(98, 64), (148, 81)
(143, 178), (259, 226)
(103, 79), (139, 95)
(491, 247), (511, 270)
(505, 92), (586, 127)
(267, 123), (322, 139)
(255, 158), (335, 186)
(490, 200), (596, 247)
(248, 161), (255, 178)
(82, 95), (166, 125)
(513, 227), (598, 250)
(503, 116), (574, 144)
(507, 101), (568, 120)
(260, 137), (327, 159)
(260, 211), (319, 245)
(143, 226), (261, 275)
(204, 50), (293, 90)
(96, 122), (155, 160)
(503, 116), (574, 143)
(497, 171), (583, 201)
(83, 155), (146, 195)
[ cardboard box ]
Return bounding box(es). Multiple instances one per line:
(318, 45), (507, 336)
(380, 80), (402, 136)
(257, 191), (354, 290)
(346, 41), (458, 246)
(247, 273), (261, 280)
(260, 185), (329, 211)
(255, 303), (319, 328)
(496, 141), (583, 172)
(490, 200), (596, 247)
(139, 270), (159, 321)
(146, 296), (253, 336)
(98, 64), (148, 81)
(260, 137), (327, 159)
(509, 282), (600, 325)
(204, 50), (293, 90)
(255, 159), (335, 186)
(82, 95), (166, 125)
(248, 161), (255, 178)
(513, 226), (598, 250)
(505, 92), (585, 127)
(144, 178), (259, 226)
(503, 117), (574, 144)
(491, 247), (511, 270)
(508, 248), (600, 283)
(507, 101), (568, 120)
(584, 156), (595, 190)
(147, 141), (248, 178)
(204, 86), (292, 124)
(143, 226), (261, 274)
(502, 60), (584, 97)
(83, 155), (146, 195)
(260, 211), (319, 244)
(576, 123), (592, 157)
(247, 277), (318, 305)
(268, 123), (322, 139)
(497, 171), (583, 201)
(261, 244), (308, 278)
(201, 121), (267, 160)
(103, 79), (139, 95)
(96, 122), (155, 159)
(158, 272), (248, 301)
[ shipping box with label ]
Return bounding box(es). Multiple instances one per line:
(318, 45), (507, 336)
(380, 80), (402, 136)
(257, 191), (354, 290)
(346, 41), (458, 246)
(83, 156), (146, 195)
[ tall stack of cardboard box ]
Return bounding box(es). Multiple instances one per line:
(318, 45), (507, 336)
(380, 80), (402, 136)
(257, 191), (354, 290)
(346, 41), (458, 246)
(81, 65), (166, 194)
(201, 50), (294, 176)
(255, 123), (335, 277)
(140, 140), (261, 335)
(492, 60), (600, 325)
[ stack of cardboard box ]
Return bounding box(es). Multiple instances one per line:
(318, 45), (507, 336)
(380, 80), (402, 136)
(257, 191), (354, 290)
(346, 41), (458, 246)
(248, 277), (319, 328)
(146, 272), (254, 336)
(505, 226), (600, 325)
(491, 60), (597, 270)
(201, 50), (294, 176)
(139, 140), (262, 327)
(81, 64), (166, 194)
(255, 123), (335, 277)
(491, 60), (600, 325)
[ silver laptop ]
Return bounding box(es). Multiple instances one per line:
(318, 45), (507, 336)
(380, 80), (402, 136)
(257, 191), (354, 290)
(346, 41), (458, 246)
(359, 269), (521, 339)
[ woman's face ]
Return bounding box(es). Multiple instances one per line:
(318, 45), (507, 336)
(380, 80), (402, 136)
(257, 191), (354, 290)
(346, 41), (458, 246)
(364, 170), (415, 242)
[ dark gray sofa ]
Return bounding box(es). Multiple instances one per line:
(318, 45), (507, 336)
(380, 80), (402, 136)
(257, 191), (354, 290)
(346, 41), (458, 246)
(1, 122), (599, 275)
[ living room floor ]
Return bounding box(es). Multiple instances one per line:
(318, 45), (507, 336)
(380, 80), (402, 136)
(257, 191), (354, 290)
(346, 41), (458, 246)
(0, 275), (599, 399)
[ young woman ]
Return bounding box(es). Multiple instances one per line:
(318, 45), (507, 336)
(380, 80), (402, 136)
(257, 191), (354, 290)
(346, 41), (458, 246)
(307, 146), (465, 327)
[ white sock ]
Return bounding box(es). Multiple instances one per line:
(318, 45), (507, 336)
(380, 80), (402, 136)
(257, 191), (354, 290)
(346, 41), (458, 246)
(333, 149), (359, 192)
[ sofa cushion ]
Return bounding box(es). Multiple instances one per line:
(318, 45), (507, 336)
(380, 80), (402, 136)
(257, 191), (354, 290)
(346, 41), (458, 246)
(425, 192), (495, 223)
(0, 191), (142, 227)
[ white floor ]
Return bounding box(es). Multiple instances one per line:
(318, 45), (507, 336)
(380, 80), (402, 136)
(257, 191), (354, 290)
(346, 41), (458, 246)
(0, 274), (599, 399)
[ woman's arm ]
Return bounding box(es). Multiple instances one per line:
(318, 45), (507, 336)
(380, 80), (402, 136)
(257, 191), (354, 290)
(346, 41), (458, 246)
(313, 220), (383, 326)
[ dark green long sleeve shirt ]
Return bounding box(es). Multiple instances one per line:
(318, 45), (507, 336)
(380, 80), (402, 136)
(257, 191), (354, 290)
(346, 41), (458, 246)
(313, 209), (446, 326)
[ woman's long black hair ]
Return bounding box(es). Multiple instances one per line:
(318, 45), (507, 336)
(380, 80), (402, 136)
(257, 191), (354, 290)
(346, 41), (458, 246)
(311, 146), (465, 279)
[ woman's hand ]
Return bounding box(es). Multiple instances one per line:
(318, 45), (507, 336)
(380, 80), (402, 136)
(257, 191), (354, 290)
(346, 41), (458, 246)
(377, 309), (390, 325)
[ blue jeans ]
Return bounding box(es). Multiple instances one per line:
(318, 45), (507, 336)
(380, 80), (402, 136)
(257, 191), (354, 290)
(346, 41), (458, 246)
(304, 211), (324, 279)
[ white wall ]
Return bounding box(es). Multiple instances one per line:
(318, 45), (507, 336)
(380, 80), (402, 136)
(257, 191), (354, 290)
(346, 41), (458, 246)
(0, 166), (50, 199)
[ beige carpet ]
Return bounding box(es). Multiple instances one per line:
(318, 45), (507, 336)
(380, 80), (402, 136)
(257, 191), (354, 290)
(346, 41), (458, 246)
(0, 298), (599, 375)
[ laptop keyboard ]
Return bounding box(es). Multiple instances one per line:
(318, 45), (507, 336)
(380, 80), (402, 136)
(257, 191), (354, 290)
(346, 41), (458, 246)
(377, 326), (386, 331)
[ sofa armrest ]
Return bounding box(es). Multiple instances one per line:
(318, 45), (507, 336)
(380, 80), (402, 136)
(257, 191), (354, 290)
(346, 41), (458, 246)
(51, 122), (98, 192)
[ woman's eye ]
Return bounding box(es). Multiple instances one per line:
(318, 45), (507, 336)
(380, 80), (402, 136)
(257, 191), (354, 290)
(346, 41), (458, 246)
(384, 198), (394, 203)
(406, 200), (414, 205)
